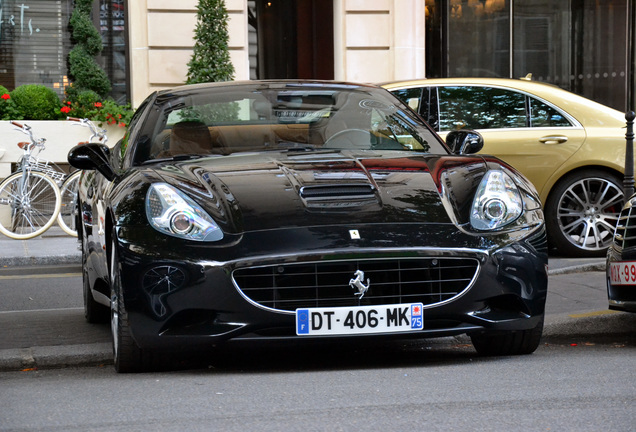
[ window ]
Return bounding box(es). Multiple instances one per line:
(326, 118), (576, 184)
(425, 0), (629, 111)
(0, 0), (127, 101)
(528, 98), (571, 127)
(436, 86), (527, 131)
(0, 0), (74, 97)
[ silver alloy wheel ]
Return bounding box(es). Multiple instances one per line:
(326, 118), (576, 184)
(556, 176), (623, 251)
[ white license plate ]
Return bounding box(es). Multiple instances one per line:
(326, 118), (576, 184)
(609, 261), (636, 285)
(296, 303), (424, 336)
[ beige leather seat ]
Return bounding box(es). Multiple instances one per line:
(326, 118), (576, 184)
(166, 120), (215, 156)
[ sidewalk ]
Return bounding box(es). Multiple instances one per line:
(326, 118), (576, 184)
(0, 226), (81, 268)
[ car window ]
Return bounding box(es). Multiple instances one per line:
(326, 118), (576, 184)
(436, 86), (528, 131)
(529, 97), (572, 127)
(391, 88), (422, 113)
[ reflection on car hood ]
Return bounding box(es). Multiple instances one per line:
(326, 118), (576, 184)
(152, 151), (487, 234)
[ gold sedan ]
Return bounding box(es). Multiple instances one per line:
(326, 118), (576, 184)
(382, 77), (628, 257)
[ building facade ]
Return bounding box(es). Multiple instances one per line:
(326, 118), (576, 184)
(0, 0), (633, 112)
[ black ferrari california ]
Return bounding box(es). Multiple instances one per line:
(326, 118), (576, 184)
(68, 81), (548, 372)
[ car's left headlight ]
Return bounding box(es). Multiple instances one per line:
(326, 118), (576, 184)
(470, 170), (523, 230)
(146, 183), (224, 241)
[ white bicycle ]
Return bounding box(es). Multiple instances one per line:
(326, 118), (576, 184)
(0, 121), (62, 239)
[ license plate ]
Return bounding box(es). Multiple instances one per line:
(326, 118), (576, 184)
(609, 261), (636, 285)
(296, 303), (424, 336)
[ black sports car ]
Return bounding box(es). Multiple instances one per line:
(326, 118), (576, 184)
(606, 195), (636, 312)
(68, 81), (548, 372)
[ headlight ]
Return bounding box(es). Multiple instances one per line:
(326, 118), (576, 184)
(146, 183), (224, 241)
(470, 170), (523, 230)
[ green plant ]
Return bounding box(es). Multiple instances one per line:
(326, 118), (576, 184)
(0, 85), (23, 120)
(10, 85), (61, 120)
(186, 0), (235, 84)
(68, 0), (111, 97)
(62, 90), (134, 127)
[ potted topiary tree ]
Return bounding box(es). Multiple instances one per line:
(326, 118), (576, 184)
(187, 0), (235, 84)
(67, 0), (111, 98)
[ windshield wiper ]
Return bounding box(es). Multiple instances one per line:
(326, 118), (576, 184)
(141, 154), (207, 165)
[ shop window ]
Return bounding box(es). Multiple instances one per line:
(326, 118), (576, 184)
(0, 0), (127, 102)
(0, 0), (74, 96)
(425, 0), (629, 111)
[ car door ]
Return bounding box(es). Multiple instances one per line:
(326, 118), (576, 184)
(393, 85), (586, 196)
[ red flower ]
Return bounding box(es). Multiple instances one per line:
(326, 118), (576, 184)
(66, 101), (71, 105)
(94, 102), (103, 108)
(1, 93), (9, 100)
(60, 106), (71, 114)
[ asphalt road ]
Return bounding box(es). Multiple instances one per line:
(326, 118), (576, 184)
(0, 266), (635, 430)
(1, 330), (635, 431)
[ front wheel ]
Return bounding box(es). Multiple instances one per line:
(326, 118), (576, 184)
(57, 171), (81, 237)
(546, 170), (623, 257)
(110, 234), (146, 373)
(0, 171), (61, 239)
(470, 317), (544, 356)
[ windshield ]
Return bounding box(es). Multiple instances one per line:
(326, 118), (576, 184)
(134, 82), (446, 165)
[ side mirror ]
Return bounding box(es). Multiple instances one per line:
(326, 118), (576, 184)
(446, 130), (484, 155)
(68, 143), (117, 181)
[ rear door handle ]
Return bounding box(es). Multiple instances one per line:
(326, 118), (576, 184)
(539, 135), (568, 144)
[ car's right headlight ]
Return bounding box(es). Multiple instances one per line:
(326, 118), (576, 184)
(146, 183), (224, 241)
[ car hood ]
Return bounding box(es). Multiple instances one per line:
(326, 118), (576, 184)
(150, 151), (488, 234)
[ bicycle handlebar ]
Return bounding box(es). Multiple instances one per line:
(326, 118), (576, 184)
(67, 117), (108, 144)
(12, 121), (45, 151)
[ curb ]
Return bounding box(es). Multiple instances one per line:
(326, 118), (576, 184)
(2, 254), (81, 268)
(547, 261), (605, 276)
(0, 343), (112, 372)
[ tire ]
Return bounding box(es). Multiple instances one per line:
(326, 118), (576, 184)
(0, 171), (61, 240)
(471, 316), (544, 356)
(57, 171), (81, 237)
(110, 234), (146, 373)
(545, 170), (623, 257)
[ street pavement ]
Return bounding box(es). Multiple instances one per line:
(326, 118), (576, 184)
(0, 228), (626, 372)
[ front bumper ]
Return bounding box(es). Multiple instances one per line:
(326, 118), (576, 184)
(606, 246), (636, 312)
(115, 223), (548, 351)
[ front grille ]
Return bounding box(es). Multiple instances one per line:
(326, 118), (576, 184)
(233, 257), (479, 312)
(614, 201), (636, 249)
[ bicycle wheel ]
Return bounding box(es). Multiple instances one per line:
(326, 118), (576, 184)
(58, 171), (81, 237)
(0, 171), (62, 240)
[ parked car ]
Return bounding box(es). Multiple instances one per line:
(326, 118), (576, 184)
(606, 194), (636, 312)
(382, 77), (628, 257)
(69, 80), (548, 372)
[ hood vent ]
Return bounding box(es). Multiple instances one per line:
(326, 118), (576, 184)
(299, 184), (377, 208)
